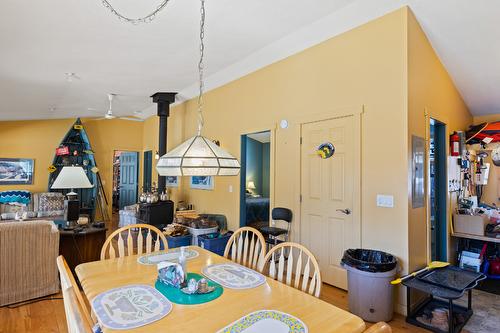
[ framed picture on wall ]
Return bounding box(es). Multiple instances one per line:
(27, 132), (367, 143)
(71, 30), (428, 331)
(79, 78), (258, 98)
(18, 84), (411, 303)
(190, 176), (214, 190)
(0, 158), (34, 185)
(165, 176), (179, 188)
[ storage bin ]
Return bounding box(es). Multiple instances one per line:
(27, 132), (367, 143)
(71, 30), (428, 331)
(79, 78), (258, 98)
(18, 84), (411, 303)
(119, 210), (138, 227)
(187, 226), (218, 245)
(165, 234), (192, 249)
(198, 232), (232, 256)
(453, 214), (489, 236)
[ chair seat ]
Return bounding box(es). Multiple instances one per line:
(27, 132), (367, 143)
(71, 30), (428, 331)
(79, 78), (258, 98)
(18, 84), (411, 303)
(260, 226), (288, 237)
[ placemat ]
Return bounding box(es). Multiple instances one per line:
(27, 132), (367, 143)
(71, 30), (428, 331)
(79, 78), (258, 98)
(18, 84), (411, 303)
(137, 248), (199, 265)
(202, 263), (266, 289)
(217, 310), (308, 333)
(155, 272), (223, 305)
(92, 284), (172, 330)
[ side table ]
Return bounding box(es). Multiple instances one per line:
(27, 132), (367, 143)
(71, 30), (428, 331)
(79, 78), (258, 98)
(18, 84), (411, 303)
(59, 225), (107, 276)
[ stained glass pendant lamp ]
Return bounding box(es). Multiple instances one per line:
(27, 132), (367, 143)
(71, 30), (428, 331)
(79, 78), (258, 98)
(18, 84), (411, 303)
(102, 0), (240, 176)
(156, 0), (240, 176)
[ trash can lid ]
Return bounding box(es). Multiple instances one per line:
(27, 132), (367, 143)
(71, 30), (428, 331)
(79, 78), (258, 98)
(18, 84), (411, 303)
(341, 248), (397, 273)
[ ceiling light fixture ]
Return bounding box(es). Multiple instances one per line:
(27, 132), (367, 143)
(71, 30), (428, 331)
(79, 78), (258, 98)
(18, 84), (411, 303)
(103, 0), (240, 176)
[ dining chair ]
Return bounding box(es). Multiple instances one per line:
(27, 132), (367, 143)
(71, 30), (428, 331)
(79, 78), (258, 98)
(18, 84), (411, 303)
(100, 223), (168, 260)
(223, 226), (266, 270)
(259, 242), (322, 298)
(363, 322), (392, 333)
(56, 255), (94, 333)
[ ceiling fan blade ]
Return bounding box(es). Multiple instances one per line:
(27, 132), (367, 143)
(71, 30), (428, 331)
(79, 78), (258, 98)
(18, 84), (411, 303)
(118, 116), (144, 122)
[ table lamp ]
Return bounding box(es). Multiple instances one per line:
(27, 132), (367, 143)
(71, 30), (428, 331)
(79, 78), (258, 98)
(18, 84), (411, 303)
(51, 166), (93, 228)
(247, 181), (256, 194)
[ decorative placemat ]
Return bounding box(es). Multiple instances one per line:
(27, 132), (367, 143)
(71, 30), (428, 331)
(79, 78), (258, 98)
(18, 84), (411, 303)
(202, 263), (266, 289)
(217, 310), (308, 333)
(155, 272), (223, 305)
(92, 284), (172, 330)
(137, 248), (199, 265)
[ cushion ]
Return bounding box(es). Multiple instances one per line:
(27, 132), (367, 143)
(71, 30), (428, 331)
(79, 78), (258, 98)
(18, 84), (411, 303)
(37, 210), (64, 218)
(38, 193), (64, 212)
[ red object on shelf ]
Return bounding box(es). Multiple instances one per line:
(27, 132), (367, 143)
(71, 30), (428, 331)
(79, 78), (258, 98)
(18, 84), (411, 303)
(490, 258), (500, 275)
(55, 146), (69, 156)
(450, 132), (460, 156)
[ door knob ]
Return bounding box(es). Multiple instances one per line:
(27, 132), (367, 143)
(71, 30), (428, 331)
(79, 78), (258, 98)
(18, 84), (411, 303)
(336, 208), (351, 215)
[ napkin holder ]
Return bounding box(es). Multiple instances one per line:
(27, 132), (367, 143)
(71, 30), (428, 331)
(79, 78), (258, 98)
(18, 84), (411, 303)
(158, 262), (186, 288)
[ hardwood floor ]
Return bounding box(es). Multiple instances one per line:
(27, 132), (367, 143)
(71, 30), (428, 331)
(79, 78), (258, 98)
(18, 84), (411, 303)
(0, 283), (426, 333)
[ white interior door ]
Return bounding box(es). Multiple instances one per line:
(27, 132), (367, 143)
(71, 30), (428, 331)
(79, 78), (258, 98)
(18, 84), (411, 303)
(300, 116), (360, 290)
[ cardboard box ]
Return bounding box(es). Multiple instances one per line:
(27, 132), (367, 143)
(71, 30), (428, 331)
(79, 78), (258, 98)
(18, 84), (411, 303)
(453, 214), (489, 236)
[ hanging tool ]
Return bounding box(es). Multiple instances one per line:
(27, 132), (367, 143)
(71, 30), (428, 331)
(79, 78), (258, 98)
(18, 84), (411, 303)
(391, 261), (449, 285)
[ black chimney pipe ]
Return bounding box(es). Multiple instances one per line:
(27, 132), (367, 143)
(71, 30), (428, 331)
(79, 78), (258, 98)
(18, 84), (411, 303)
(150, 92), (177, 191)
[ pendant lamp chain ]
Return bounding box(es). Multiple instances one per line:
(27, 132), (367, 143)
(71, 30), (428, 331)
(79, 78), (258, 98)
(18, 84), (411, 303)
(101, 0), (171, 25)
(197, 0), (206, 136)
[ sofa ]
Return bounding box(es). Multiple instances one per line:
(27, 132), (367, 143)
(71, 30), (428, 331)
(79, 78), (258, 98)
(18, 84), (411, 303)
(0, 191), (64, 221)
(0, 220), (60, 306)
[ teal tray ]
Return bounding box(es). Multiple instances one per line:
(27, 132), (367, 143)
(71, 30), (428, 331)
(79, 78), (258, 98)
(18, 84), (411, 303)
(155, 272), (223, 305)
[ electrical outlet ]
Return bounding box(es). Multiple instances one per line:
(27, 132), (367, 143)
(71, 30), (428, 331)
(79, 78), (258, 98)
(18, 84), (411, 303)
(377, 194), (394, 208)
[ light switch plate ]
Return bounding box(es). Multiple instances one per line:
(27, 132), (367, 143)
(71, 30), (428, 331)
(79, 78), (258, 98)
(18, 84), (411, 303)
(228, 185), (233, 193)
(377, 194), (394, 208)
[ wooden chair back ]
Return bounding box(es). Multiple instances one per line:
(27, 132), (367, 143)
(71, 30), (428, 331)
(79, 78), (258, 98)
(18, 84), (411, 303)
(363, 322), (392, 333)
(223, 227), (266, 270)
(56, 256), (93, 333)
(259, 242), (322, 298)
(100, 224), (168, 260)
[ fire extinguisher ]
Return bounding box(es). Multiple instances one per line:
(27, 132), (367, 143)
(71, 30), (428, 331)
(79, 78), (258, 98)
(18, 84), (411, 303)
(450, 132), (460, 156)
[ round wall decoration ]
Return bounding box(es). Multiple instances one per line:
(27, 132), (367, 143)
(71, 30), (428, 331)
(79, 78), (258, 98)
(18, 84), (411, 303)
(316, 142), (335, 159)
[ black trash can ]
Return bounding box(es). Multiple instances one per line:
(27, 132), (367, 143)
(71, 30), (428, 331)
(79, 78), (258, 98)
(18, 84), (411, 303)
(341, 249), (398, 322)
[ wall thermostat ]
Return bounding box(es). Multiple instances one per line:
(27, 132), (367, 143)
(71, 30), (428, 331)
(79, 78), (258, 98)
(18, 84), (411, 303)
(280, 119), (288, 129)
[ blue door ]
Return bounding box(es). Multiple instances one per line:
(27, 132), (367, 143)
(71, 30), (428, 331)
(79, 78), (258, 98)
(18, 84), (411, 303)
(119, 152), (139, 209)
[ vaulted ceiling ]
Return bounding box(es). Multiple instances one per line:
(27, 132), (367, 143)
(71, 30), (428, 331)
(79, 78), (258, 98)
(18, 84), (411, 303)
(0, 0), (498, 121)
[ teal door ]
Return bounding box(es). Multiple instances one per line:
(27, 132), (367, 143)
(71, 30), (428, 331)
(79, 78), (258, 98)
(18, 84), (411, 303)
(119, 152), (139, 209)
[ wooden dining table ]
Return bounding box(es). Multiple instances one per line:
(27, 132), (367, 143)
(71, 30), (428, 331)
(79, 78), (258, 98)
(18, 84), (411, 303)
(76, 246), (366, 333)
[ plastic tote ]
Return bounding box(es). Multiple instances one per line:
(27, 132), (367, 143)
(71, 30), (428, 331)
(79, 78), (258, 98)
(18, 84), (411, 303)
(341, 249), (397, 322)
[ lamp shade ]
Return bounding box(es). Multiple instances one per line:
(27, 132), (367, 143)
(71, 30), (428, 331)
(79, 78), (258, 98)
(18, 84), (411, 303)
(247, 181), (256, 190)
(156, 135), (240, 176)
(51, 166), (93, 190)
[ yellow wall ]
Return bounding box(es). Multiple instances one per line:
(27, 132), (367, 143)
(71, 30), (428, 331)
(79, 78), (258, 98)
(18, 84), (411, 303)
(166, 8), (410, 311)
(0, 118), (144, 218)
(407, 8), (472, 274)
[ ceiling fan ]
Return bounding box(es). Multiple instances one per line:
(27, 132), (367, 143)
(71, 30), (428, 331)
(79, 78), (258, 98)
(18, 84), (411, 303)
(93, 93), (145, 122)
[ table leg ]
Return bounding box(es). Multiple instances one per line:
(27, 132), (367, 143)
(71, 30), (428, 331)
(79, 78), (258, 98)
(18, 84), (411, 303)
(448, 299), (454, 333)
(468, 289), (472, 310)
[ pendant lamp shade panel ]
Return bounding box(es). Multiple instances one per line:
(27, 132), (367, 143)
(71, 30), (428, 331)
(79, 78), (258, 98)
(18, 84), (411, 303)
(156, 136), (240, 176)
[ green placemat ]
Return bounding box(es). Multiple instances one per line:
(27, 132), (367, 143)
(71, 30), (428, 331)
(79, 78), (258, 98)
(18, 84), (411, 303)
(155, 273), (223, 305)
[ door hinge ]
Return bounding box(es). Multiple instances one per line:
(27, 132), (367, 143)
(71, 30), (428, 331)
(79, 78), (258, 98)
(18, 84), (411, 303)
(300, 137), (303, 145)
(300, 194), (302, 203)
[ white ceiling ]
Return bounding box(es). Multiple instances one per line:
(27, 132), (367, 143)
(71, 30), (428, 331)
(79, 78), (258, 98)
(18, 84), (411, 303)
(0, 0), (499, 121)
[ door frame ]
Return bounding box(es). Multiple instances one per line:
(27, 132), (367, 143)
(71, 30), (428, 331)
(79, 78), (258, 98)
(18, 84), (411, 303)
(298, 110), (362, 249)
(239, 126), (276, 228)
(426, 117), (448, 262)
(112, 150), (140, 212)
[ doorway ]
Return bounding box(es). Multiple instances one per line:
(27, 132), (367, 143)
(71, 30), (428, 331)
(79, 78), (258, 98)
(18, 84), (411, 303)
(239, 131), (272, 229)
(429, 119), (447, 262)
(112, 151), (139, 212)
(300, 116), (360, 289)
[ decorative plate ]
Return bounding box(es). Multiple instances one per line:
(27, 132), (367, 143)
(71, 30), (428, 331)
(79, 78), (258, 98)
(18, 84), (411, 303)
(217, 310), (308, 333)
(92, 284), (172, 330)
(202, 263), (266, 289)
(137, 248), (199, 265)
